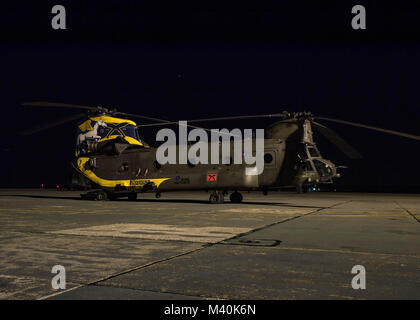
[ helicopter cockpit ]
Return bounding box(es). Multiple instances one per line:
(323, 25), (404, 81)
(76, 115), (144, 156)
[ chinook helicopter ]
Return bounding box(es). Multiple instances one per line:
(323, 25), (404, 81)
(21, 102), (420, 203)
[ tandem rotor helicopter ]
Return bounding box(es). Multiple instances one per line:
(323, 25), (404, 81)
(21, 102), (420, 203)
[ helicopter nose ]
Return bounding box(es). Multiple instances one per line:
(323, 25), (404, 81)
(313, 159), (339, 182)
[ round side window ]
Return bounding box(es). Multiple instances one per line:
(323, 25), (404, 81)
(153, 161), (162, 170)
(264, 153), (273, 164)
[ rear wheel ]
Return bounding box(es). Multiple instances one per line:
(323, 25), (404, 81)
(229, 192), (243, 203)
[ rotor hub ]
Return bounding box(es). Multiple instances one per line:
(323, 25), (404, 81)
(290, 111), (314, 121)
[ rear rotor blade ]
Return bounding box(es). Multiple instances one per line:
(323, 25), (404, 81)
(137, 112), (291, 128)
(312, 121), (363, 159)
(20, 113), (86, 135)
(316, 117), (420, 141)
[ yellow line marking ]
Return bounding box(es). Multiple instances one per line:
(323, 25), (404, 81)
(271, 246), (420, 259)
(314, 214), (404, 217)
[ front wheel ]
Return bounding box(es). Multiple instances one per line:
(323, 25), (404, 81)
(95, 190), (108, 201)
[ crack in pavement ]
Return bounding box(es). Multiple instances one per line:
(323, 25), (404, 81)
(395, 202), (420, 223)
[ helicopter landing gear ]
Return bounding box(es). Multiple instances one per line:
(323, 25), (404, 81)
(209, 191), (224, 204)
(96, 191), (107, 201)
(296, 183), (308, 194)
(128, 193), (137, 201)
(94, 190), (108, 201)
(229, 192), (243, 203)
(81, 190), (108, 200)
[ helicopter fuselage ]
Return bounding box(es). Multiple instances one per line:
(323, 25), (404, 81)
(74, 138), (286, 193)
(73, 134), (340, 201)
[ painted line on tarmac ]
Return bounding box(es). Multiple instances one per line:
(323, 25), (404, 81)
(49, 224), (252, 243)
(268, 246), (420, 259)
(313, 214), (405, 217)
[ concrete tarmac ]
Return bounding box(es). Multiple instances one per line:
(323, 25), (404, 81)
(0, 189), (419, 300)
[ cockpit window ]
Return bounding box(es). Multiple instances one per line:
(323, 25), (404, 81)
(98, 126), (111, 137)
(121, 125), (139, 140)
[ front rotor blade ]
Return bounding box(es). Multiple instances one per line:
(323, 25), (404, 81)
(312, 121), (363, 159)
(316, 117), (420, 141)
(22, 101), (98, 111)
(114, 112), (175, 124)
(118, 112), (238, 137)
(20, 113), (86, 135)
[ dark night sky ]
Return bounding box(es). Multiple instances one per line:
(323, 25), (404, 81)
(1, 1), (420, 191)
